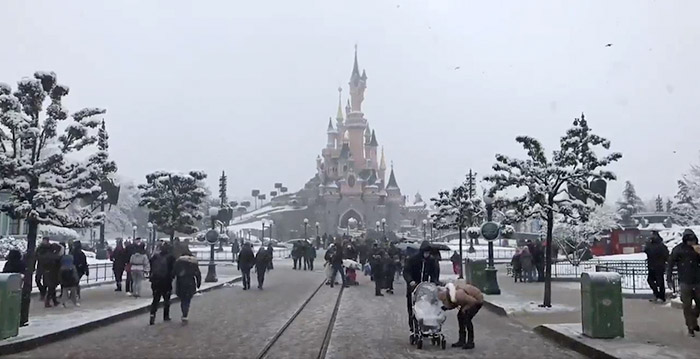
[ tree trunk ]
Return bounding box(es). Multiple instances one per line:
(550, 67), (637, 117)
(20, 218), (39, 326)
(543, 210), (554, 308)
(458, 226), (464, 279)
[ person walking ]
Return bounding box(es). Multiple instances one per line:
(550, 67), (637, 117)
(111, 239), (129, 292)
(324, 245), (337, 285)
(71, 241), (89, 300)
(403, 241), (439, 333)
(305, 242), (316, 271)
(129, 243), (150, 298)
(231, 239), (240, 263)
(40, 243), (62, 308)
(255, 247), (270, 290)
(266, 243), (274, 271)
(520, 246), (534, 282)
(2, 249), (26, 274)
(369, 249), (384, 296)
(58, 249), (80, 307)
(450, 251), (462, 276)
(438, 280), (484, 349)
(667, 229), (700, 336)
(330, 241), (348, 289)
(238, 243), (255, 290)
(149, 243), (175, 325)
(35, 237), (52, 300)
(383, 251), (396, 294)
(292, 242), (301, 270)
(511, 249), (523, 283)
(644, 231), (669, 302)
(125, 239), (137, 294)
(174, 250), (201, 324)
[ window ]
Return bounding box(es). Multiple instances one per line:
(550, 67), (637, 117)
(9, 218), (21, 235)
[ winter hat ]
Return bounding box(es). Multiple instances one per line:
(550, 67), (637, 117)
(682, 229), (697, 243)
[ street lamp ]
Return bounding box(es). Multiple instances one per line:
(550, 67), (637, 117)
(262, 220), (266, 242)
(132, 225), (137, 239)
(381, 218), (386, 242)
(268, 220), (274, 241)
(147, 222), (153, 254)
(482, 194), (501, 295)
(315, 222), (320, 248)
(429, 219), (434, 242)
(205, 207), (219, 283)
(303, 218), (309, 240)
(422, 219), (428, 240)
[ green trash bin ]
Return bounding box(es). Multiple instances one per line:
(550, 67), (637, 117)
(0, 273), (22, 340)
(466, 259), (487, 291)
(580, 272), (624, 339)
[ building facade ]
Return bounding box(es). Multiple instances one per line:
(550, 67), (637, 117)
(303, 49), (406, 234)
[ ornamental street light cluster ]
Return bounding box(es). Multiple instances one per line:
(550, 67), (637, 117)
(481, 195), (501, 295)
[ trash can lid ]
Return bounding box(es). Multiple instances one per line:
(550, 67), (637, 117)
(581, 272), (621, 285)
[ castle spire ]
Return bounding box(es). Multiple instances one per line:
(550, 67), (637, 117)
(336, 87), (344, 120)
(380, 147), (386, 170)
(327, 117), (336, 133)
(387, 162), (399, 188)
(369, 129), (378, 147)
(351, 44), (360, 79)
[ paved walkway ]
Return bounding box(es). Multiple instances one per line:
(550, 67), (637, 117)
(485, 265), (700, 358)
(326, 266), (583, 358)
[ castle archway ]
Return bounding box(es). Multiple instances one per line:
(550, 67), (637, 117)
(339, 209), (364, 229)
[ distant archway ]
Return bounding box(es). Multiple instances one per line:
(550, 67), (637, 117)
(339, 209), (363, 229)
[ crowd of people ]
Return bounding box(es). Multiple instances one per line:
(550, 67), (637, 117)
(509, 239), (545, 283)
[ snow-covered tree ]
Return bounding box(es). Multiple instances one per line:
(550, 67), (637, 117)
(0, 71), (106, 324)
(431, 174), (484, 275)
(553, 205), (619, 265)
(138, 171), (208, 240)
(484, 114), (621, 307)
(666, 198), (673, 213)
(671, 180), (698, 226)
(655, 195), (663, 212)
(616, 181), (645, 224)
(219, 171), (228, 205)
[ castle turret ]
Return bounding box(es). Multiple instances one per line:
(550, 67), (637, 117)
(326, 117), (337, 148)
(378, 147), (387, 186)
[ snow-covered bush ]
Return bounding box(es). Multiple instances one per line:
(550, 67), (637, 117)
(467, 227), (481, 239)
(0, 237), (26, 259)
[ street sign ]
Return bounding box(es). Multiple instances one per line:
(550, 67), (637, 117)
(481, 222), (500, 241)
(205, 229), (219, 244)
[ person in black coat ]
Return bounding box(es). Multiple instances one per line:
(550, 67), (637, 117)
(237, 243), (255, 290)
(174, 250), (201, 323)
(72, 241), (89, 299)
(644, 231), (670, 302)
(40, 244), (63, 308)
(267, 243), (275, 271)
(369, 249), (385, 296)
(149, 243), (175, 325)
(330, 241), (348, 288)
(111, 239), (129, 292)
(667, 229), (700, 336)
(403, 241), (439, 332)
(255, 247), (270, 290)
(2, 249), (26, 274)
(35, 238), (51, 299)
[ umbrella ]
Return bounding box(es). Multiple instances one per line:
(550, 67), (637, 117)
(287, 239), (309, 244)
(430, 243), (451, 251)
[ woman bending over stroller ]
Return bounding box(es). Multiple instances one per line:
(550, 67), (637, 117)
(437, 281), (483, 350)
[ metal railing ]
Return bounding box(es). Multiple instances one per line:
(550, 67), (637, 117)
(439, 248), (514, 262)
(32, 262), (115, 291)
(193, 248), (291, 262)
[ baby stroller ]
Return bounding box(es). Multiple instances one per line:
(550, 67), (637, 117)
(410, 282), (447, 350)
(343, 259), (361, 286)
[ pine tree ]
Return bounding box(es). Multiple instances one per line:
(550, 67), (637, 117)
(666, 198), (673, 213)
(0, 72), (106, 325)
(655, 195), (663, 212)
(616, 181), (645, 224)
(85, 120), (118, 253)
(485, 114), (621, 307)
(138, 171), (208, 240)
(671, 180), (698, 226)
(431, 173), (484, 277)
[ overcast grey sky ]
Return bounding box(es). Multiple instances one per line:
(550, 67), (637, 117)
(2, 1), (699, 204)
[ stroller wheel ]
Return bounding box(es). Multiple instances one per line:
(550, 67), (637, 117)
(410, 334), (415, 345)
(441, 338), (446, 350)
(416, 338), (423, 350)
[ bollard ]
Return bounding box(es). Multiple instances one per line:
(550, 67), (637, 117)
(580, 272), (624, 339)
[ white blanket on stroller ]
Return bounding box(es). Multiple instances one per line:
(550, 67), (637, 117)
(414, 297), (446, 328)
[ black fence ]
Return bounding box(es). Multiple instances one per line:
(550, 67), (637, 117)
(193, 248), (291, 262)
(506, 259), (679, 295)
(32, 262), (115, 291)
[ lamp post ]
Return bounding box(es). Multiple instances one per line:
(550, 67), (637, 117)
(247, 229), (251, 241)
(303, 218), (309, 240)
(147, 222), (153, 255)
(132, 225), (137, 240)
(269, 220), (274, 241)
(381, 218), (386, 242)
(429, 219), (434, 242)
(262, 220), (266, 242)
(315, 222), (320, 248)
(205, 207), (219, 283)
(482, 195), (501, 295)
(422, 219), (427, 240)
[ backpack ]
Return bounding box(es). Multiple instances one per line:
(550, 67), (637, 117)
(151, 255), (170, 280)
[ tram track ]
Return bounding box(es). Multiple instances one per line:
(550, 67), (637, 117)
(255, 279), (344, 359)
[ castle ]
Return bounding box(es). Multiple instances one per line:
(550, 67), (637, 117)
(300, 48), (407, 235)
